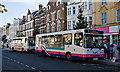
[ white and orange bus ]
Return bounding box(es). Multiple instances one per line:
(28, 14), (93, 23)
(35, 29), (104, 60)
(10, 36), (35, 52)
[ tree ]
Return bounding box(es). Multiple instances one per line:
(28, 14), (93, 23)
(33, 26), (40, 36)
(74, 5), (88, 30)
(1, 35), (7, 43)
(0, 3), (8, 13)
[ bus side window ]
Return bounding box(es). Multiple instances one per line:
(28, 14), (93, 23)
(63, 34), (72, 45)
(74, 33), (83, 47)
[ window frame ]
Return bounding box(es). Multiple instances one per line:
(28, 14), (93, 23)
(74, 33), (83, 47)
(101, 12), (107, 24)
(116, 9), (120, 22)
(101, 0), (107, 5)
(73, 6), (76, 14)
(63, 33), (72, 45)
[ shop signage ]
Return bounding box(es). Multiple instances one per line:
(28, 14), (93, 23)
(109, 26), (119, 33)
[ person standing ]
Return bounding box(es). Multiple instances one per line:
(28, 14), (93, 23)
(109, 44), (114, 60)
(113, 44), (119, 62)
(104, 41), (108, 59)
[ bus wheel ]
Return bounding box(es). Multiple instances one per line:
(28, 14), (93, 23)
(42, 50), (46, 57)
(66, 53), (71, 61)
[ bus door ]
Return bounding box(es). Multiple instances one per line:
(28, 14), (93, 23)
(63, 34), (72, 50)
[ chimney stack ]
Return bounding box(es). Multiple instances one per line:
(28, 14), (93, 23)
(23, 16), (26, 19)
(39, 4), (43, 10)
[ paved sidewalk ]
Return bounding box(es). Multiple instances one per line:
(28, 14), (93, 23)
(93, 59), (120, 66)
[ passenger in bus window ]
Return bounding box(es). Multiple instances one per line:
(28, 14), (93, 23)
(87, 38), (94, 48)
(94, 40), (100, 47)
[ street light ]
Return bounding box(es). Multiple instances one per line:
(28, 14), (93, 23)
(0, 3), (8, 13)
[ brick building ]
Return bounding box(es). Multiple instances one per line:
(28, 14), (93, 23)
(23, 9), (34, 37)
(44, 0), (67, 33)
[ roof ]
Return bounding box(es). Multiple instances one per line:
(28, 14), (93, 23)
(32, 10), (38, 17)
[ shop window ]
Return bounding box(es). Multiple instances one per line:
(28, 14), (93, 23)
(103, 35), (110, 45)
(63, 34), (72, 45)
(113, 35), (118, 45)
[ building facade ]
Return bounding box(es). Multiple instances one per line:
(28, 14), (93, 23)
(93, 1), (120, 45)
(9, 24), (14, 38)
(23, 9), (34, 37)
(13, 18), (22, 37)
(45, 0), (67, 33)
(3, 25), (6, 36)
(67, 0), (93, 30)
(0, 27), (3, 39)
(6, 23), (11, 39)
(34, 4), (46, 34)
(20, 16), (26, 37)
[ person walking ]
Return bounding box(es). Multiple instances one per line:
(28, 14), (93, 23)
(109, 44), (114, 60)
(104, 41), (108, 59)
(113, 44), (119, 62)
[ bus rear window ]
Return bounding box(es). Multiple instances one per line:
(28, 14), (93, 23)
(63, 34), (72, 45)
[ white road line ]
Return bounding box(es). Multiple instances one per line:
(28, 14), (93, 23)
(17, 61), (20, 63)
(31, 67), (36, 70)
(90, 64), (94, 65)
(20, 63), (23, 65)
(25, 65), (29, 68)
(14, 60), (16, 62)
(82, 64), (86, 65)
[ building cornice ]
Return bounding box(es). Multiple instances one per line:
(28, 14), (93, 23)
(94, 22), (120, 28)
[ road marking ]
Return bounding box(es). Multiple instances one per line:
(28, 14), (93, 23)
(20, 63), (23, 65)
(14, 60), (16, 62)
(98, 67), (104, 69)
(17, 61), (20, 64)
(25, 65), (29, 68)
(3, 56), (37, 70)
(31, 67), (36, 70)
(82, 64), (86, 65)
(90, 64), (94, 65)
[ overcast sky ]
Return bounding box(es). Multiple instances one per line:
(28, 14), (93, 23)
(0, 0), (49, 27)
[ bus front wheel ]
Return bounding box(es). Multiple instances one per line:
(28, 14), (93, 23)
(66, 53), (71, 61)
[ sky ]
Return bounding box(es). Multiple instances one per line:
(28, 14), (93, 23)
(0, 0), (49, 27)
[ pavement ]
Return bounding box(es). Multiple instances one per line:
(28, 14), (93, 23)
(93, 59), (120, 67)
(1, 48), (120, 71)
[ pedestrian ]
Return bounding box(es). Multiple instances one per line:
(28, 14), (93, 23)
(109, 44), (114, 60)
(113, 44), (120, 62)
(104, 41), (108, 59)
(118, 40), (120, 48)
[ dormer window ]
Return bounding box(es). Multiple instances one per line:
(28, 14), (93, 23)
(28, 15), (30, 21)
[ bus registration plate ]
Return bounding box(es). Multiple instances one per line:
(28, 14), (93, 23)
(93, 58), (98, 60)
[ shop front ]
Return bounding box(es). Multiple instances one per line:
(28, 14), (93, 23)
(93, 25), (120, 45)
